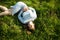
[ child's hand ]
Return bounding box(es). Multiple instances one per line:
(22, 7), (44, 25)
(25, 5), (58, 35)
(23, 7), (28, 12)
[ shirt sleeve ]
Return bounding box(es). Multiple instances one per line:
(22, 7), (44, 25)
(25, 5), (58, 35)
(29, 7), (37, 21)
(11, 2), (28, 16)
(18, 11), (26, 24)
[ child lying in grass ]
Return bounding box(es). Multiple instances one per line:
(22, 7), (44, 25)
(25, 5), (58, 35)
(0, 2), (37, 34)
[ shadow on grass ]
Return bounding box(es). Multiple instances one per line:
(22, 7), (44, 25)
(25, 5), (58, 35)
(0, 13), (26, 32)
(13, 14), (26, 31)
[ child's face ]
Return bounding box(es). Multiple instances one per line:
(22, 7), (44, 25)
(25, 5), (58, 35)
(28, 21), (35, 30)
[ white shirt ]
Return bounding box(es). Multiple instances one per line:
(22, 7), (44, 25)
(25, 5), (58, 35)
(18, 7), (37, 24)
(11, 2), (37, 24)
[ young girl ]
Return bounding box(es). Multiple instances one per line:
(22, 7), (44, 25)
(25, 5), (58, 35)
(0, 2), (37, 34)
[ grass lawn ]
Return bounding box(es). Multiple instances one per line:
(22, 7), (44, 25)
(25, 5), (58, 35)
(0, 0), (60, 40)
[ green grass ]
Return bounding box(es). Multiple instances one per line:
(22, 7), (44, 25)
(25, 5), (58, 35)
(0, 0), (60, 40)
